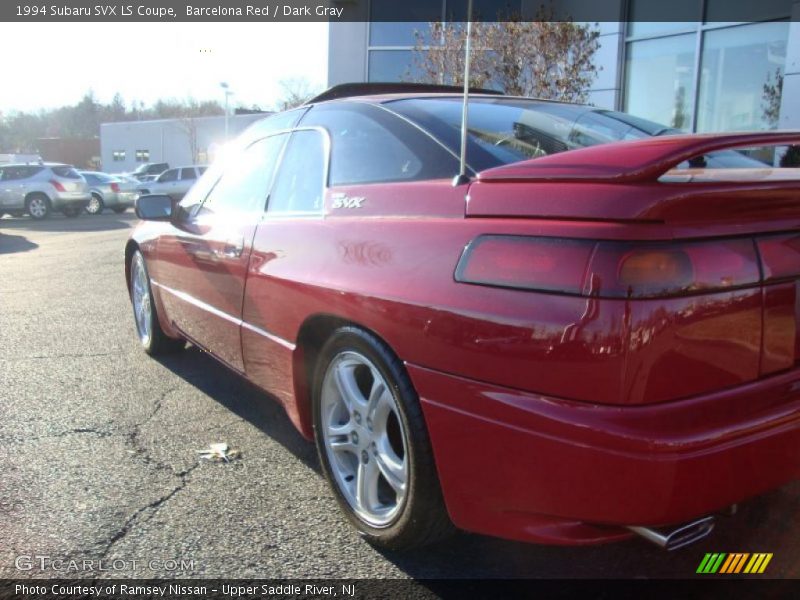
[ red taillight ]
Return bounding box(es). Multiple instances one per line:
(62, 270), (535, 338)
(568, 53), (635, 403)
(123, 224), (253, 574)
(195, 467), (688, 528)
(456, 235), (761, 298)
(590, 238), (760, 298)
(455, 236), (594, 295)
(110, 182), (121, 193)
(617, 250), (693, 293)
(50, 179), (66, 192)
(757, 234), (800, 364)
(757, 233), (800, 281)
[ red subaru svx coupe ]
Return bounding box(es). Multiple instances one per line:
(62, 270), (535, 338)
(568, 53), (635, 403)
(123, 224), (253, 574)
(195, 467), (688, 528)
(126, 84), (800, 551)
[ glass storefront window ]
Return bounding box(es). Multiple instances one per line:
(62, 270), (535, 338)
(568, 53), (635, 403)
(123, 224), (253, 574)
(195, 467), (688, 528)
(369, 22), (433, 47)
(369, 0), (441, 46)
(627, 0), (701, 37)
(445, 0), (522, 21)
(624, 34), (696, 130)
(696, 21), (789, 132)
(704, 0), (793, 23)
(627, 22), (696, 38)
(368, 50), (419, 81)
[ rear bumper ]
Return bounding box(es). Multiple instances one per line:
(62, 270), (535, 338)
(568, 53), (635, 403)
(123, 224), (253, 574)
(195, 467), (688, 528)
(106, 192), (137, 207)
(52, 193), (90, 210)
(409, 363), (800, 545)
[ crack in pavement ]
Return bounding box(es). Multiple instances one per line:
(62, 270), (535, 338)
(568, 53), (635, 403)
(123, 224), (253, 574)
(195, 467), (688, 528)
(0, 427), (115, 444)
(90, 462), (202, 578)
(123, 386), (181, 474)
(0, 387), (176, 447)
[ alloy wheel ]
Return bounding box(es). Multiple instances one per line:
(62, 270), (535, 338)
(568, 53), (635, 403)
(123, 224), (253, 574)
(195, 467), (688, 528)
(131, 254), (152, 346)
(28, 197), (47, 218)
(87, 196), (102, 214)
(320, 351), (408, 527)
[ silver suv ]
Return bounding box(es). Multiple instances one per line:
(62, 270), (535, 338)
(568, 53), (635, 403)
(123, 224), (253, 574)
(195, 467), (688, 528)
(0, 163), (91, 219)
(136, 165), (207, 201)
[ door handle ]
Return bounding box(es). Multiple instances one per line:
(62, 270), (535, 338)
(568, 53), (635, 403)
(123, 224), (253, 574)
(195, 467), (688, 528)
(215, 236), (245, 259)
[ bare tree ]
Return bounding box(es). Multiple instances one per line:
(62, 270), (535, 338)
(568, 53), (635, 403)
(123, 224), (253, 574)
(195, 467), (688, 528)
(762, 68), (783, 129)
(275, 78), (319, 111)
(407, 22), (493, 88)
(177, 116), (199, 163)
(408, 17), (600, 103)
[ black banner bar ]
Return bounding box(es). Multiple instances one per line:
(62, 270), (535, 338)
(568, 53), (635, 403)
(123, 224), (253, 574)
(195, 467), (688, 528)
(2, 579), (799, 600)
(0, 0), (798, 22)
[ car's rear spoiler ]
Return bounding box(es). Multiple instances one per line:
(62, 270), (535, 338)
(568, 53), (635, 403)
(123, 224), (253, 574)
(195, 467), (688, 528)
(478, 132), (800, 184)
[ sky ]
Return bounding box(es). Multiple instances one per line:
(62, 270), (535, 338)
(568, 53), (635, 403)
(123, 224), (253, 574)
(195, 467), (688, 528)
(0, 22), (328, 113)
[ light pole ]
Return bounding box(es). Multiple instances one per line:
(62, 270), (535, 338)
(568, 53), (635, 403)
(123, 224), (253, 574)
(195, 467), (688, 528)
(220, 81), (233, 140)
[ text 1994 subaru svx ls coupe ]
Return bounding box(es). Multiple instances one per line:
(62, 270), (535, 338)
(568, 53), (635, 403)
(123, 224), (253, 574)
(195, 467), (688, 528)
(126, 84), (800, 550)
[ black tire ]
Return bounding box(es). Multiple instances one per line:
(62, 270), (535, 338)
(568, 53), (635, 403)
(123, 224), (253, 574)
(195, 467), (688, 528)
(111, 206), (127, 214)
(129, 250), (185, 355)
(62, 206), (81, 218)
(86, 194), (104, 215)
(25, 194), (51, 220)
(312, 326), (453, 550)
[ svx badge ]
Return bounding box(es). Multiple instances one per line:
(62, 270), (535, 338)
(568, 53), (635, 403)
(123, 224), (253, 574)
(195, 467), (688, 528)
(331, 193), (365, 209)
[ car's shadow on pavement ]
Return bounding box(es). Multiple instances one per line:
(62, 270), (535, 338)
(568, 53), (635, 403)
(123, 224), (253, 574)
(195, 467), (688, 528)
(155, 345), (800, 579)
(0, 232), (38, 254)
(155, 345), (320, 473)
(0, 213), (135, 232)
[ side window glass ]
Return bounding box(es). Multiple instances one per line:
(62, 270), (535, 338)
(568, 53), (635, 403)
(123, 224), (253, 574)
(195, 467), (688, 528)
(200, 134), (288, 216)
(267, 130), (325, 214)
(300, 102), (458, 185)
(159, 169), (178, 182)
(4, 167), (23, 181)
(180, 167), (197, 180)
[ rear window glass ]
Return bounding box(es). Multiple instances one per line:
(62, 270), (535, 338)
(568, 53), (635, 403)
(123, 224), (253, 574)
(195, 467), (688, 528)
(387, 97), (769, 173)
(387, 97), (585, 171)
(51, 166), (81, 179)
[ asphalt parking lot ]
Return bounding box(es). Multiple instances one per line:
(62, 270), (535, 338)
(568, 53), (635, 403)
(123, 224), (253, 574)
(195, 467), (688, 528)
(0, 212), (798, 581)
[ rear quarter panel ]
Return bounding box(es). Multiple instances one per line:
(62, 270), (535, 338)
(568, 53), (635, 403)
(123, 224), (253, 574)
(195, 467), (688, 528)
(241, 178), (775, 438)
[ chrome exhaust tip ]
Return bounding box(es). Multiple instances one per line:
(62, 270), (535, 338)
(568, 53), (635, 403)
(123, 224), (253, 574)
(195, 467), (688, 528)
(627, 516), (715, 551)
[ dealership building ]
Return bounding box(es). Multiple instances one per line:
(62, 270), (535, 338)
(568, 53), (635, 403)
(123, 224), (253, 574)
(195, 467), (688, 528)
(328, 0), (800, 132)
(99, 113), (268, 174)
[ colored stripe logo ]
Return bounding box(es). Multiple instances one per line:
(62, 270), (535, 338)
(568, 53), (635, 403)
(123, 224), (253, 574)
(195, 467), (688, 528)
(697, 553), (773, 574)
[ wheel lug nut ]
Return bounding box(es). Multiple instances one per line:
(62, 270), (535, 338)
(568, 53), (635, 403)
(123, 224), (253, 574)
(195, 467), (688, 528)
(361, 450), (369, 464)
(351, 432), (359, 444)
(354, 412), (362, 424)
(366, 418), (373, 429)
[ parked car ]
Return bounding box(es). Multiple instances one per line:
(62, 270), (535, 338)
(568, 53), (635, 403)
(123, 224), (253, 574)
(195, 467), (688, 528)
(80, 171), (139, 215)
(126, 85), (800, 552)
(136, 165), (207, 201)
(0, 163), (89, 219)
(127, 162), (169, 182)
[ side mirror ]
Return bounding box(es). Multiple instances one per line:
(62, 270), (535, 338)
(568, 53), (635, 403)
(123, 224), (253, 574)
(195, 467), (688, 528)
(135, 194), (173, 221)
